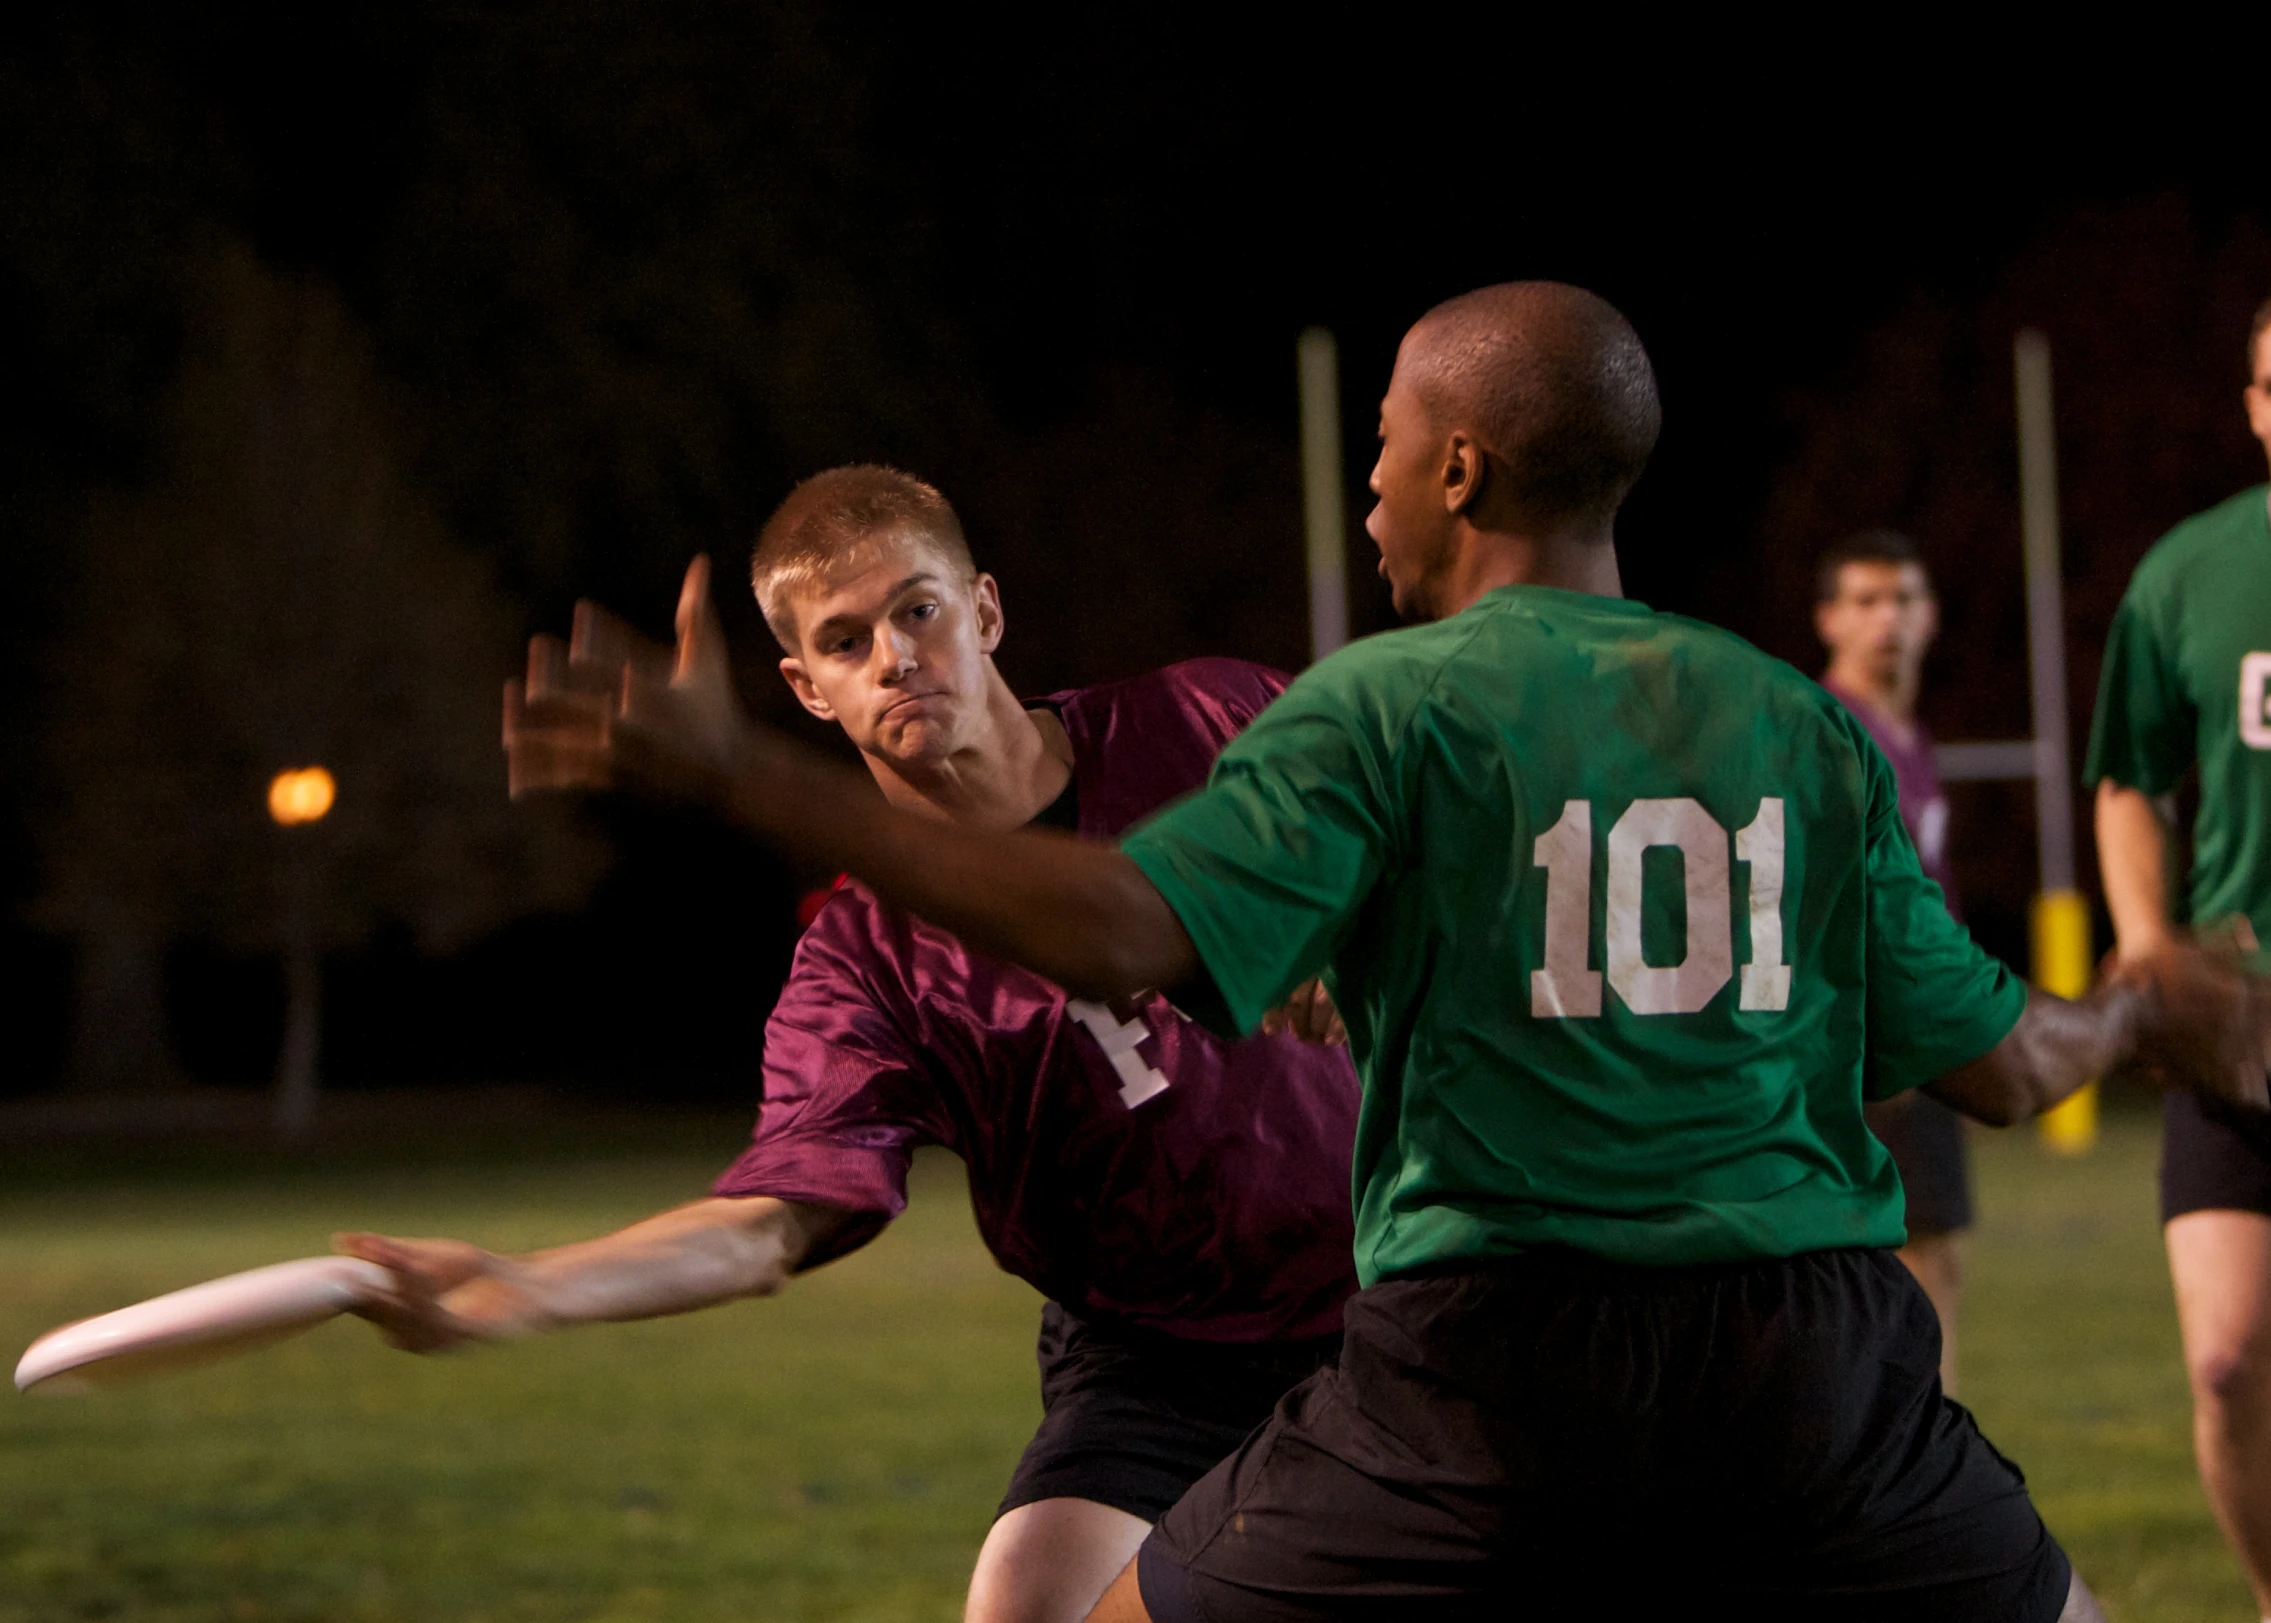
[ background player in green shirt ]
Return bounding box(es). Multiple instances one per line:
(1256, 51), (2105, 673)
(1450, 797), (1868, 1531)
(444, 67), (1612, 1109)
(512, 285), (2270, 1621)
(2088, 293), (2271, 1620)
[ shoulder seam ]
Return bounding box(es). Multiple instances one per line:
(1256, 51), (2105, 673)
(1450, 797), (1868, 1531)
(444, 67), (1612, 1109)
(1374, 609), (1501, 757)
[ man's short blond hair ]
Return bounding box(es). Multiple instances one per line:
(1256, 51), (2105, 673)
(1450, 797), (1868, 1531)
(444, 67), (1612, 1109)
(750, 465), (976, 651)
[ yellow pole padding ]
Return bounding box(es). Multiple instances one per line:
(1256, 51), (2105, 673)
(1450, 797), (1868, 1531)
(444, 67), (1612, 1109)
(2032, 888), (2097, 1154)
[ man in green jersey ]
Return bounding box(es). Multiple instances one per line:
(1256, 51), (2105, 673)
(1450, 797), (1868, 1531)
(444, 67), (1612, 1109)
(511, 284), (2268, 1621)
(2088, 294), (2271, 1618)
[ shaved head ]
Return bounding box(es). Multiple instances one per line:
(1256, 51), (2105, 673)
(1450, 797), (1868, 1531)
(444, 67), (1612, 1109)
(1401, 282), (1660, 530)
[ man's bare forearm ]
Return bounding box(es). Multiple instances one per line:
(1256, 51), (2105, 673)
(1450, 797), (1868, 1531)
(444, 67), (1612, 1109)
(341, 1195), (851, 1352)
(508, 1197), (835, 1328)
(719, 731), (1197, 1001)
(522, 570), (1200, 1000)
(1926, 986), (2145, 1127)
(2096, 780), (2174, 959)
(1929, 784), (2206, 1127)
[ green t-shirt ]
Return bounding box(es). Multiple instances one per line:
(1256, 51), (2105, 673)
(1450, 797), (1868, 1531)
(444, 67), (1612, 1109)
(1122, 584), (2026, 1282)
(2085, 485), (2271, 942)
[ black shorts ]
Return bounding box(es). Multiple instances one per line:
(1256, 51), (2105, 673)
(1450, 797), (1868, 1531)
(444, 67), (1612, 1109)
(1137, 1248), (2071, 1622)
(1865, 1092), (1974, 1236)
(2161, 1087), (2271, 1222)
(998, 1302), (1341, 1524)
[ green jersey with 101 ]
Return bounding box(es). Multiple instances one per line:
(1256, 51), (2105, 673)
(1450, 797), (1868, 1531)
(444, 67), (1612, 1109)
(1123, 584), (2024, 1284)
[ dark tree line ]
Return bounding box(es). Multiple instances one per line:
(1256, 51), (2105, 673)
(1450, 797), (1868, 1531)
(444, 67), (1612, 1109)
(30, 248), (603, 1108)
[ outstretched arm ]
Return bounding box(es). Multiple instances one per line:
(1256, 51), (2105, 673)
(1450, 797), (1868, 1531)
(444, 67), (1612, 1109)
(1928, 944), (2271, 1127)
(1926, 987), (2145, 1127)
(335, 1195), (848, 1354)
(505, 556), (1197, 1002)
(718, 735), (1195, 1001)
(1934, 778), (2266, 1126)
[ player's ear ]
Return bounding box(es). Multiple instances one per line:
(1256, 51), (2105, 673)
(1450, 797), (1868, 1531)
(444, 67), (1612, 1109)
(2246, 379), (2271, 446)
(971, 572), (1005, 655)
(1812, 599), (1837, 649)
(1441, 431), (1486, 516)
(778, 656), (835, 722)
(1917, 590), (1940, 648)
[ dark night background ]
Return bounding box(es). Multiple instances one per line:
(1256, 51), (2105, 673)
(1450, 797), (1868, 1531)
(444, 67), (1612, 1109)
(1, 7), (2263, 1116)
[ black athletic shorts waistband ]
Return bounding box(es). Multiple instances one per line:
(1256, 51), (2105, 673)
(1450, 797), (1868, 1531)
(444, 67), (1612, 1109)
(1378, 1241), (1875, 1292)
(1140, 1247), (2069, 1621)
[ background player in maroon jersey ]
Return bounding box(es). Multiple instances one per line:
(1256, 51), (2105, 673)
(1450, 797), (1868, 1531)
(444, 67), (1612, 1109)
(1814, 530), (1973, 1391)
(339, 466), (1361, 1623)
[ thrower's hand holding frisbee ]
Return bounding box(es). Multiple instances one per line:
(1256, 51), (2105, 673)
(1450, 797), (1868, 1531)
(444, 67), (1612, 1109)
(505, 555), (755, 808)
(332, 1232), (549, 1354)
(15, 1256), (391, 1393)
(335, 1232), (551, 1352)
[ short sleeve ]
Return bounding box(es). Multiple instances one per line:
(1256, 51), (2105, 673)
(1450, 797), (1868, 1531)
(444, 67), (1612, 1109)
(1858, 738), (2027, 1097)
(1121, 665), (1404, 1035)
(710, 915), (938, 1268)
(2086, 589), (2193, 796)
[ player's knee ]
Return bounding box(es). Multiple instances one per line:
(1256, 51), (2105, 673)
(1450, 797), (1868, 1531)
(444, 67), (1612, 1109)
(2185, 1335), (2271, 1419)
(962, 1589), (1049, 1623)
(965, 1503), (1150, 1623)
(2057, 1568), (2110, 1623)
(965, 1570), (1136, 1623)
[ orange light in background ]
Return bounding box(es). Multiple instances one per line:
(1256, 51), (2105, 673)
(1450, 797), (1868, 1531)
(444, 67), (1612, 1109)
(267, 767), (336, 826)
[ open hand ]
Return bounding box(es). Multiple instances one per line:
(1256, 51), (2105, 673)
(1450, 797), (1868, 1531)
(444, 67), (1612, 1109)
(332, 1231), (545, 1354)
(504, 555), (750, 806)
(2117, 922), (2271, 1112)
(1260, 978), (1347, 1046)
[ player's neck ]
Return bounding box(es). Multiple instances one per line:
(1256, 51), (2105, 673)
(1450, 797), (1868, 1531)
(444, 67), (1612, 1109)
(1438, 526), (1622, 617)
(863, 665), (1073, 830)
(1825, 659), (1919, 735)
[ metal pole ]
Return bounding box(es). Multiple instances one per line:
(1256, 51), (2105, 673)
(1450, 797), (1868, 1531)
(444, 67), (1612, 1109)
(2016, 329), (2075, 894)
(272, 839), (321, 1143)
(2016, 328), (2095, 1153)
(1298, 327), (1347, 664)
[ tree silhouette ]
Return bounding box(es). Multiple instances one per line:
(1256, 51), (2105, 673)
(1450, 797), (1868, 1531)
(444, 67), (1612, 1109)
(31, 243), (604, 1126)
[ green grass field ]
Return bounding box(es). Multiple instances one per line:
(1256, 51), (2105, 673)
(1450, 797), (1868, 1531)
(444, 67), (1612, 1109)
(0, 1109), (2256, 1622)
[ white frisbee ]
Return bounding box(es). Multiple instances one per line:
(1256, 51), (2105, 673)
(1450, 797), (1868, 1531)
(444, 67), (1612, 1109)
(15, 1256), (390, 1394)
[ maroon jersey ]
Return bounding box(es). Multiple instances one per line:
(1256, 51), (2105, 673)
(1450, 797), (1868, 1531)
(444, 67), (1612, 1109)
(1824, 679), (1961, 920)
(714, 658), (1361, 1344)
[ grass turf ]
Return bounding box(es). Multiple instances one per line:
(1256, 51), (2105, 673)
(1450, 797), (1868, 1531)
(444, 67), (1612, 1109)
(1966, 1109), (2250, 1621)
(0, 1108), (2255, 1621)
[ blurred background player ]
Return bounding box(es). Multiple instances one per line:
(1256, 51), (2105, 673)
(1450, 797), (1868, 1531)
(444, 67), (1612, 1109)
(2087, 295), (2271, 1618)
(507, 285), (2271, 1621)
(1815, 529), (1973, 1390)
(342, 466), (1362, 1623)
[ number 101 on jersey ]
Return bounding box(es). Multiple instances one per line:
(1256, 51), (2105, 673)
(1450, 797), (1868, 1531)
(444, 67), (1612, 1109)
(1531, 798), (1790, 1019)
